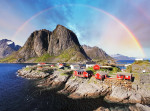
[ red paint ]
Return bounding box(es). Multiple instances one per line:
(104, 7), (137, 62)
(38, 63), (46, 65)
(83, 71), (88, 77)
(59, 64), (63, 66)
(124, 74), (132, 80)
(93, 64), (100, 70)
(95, 73), (105, 80)
(73, 70), (93, 78)
(74, 71), (78, 76)
(116, 74), (124, 80)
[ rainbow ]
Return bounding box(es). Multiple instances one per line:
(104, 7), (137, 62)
(12, 4), (145, 57)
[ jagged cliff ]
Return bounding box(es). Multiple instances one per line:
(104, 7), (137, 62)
(2, 25), (89, 63)
(17, 29), (51, 62)
(0, 39), (21, 58)
(82, 45), (112, 60)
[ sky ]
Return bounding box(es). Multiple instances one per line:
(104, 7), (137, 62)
(0, 0), (150, 58)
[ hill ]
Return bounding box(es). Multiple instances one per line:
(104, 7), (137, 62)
(82, 45), (112, 60)
(111, 54), (135, 60)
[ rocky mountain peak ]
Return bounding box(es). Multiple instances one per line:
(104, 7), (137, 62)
(17, 29), (51, 61)
(48, 25), (82, 56)
(16, 25), (89, 62)
(0, 39), (21, 58)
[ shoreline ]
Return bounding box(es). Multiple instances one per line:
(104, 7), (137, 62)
(17, 65), (150, 107)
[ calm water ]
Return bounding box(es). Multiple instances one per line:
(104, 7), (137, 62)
(116, 60), (135, 69)
(117, 60), (135, 64)
(0, 63), (131, 111)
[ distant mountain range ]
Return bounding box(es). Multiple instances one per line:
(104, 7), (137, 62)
(0, 25), (113, 63)
(111, 54), (135, 60)
(0, 39), (21, 58)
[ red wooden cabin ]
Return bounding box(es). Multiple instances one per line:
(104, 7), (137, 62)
(124, 73), (132, 80)
(95, 72), (107, 80)
(74, 70), (93, 78)
(93, 64), (100, 70)
(116, 74), (124, 80)
(116, 72), (132, 80)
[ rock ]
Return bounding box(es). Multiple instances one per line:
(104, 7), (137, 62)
(0, 39), (21, 58)
(17, 66), (52, 79)
(129, 103), (150, 111)
(82, 45), (112, 60)
(59, 76), (110, 99)
(17, 29), (51, 61)
(106, 86), (142, 103)
(108, 86), (130, 102)
(129, 92), (142, 103)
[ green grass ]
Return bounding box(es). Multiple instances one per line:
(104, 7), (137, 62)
(60, 73), (68, 76)
(24, 67), (32, 71)
(71, 76), (75, 79)
(34, 53), (53, 62)
(86, 66), (120, 75)
(57, 47), (86, 62)
(133, 60), (150, 65)
(57, 48), (76, 62)
(0, 55), (16, 63)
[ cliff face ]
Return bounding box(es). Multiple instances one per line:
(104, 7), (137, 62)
(82, 45), (112, 60)
(48, 25), (85, 56)
(17, 29), (51, 61)
(16, 25), (89, 62)
(0, 39), (21, 58)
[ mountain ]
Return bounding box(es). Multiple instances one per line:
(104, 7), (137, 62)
(111, 54), (135, 60)
(0, 39), (21, 58)
(1, 25), (89, 63)
(82, 45), (113, 60)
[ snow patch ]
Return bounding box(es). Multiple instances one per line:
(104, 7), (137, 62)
(7, 41), (13, 45)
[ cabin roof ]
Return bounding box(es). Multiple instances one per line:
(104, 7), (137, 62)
(117, 72), (132, 76)
(96, 71), (108, 75)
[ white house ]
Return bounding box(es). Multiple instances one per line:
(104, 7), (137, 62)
(70, 64), (80, 70)
(86, 61), (96, 68)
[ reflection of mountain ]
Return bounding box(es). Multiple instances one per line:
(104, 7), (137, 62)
(0, 39), (21, 58)
(82, 45), (113, 60)
(111, 54), (135, 60)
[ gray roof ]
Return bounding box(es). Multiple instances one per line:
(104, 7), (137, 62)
(96, 71), (108, 75)
(117, 72), (132, 76)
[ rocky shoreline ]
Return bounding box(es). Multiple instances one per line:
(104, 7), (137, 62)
(17, 65), (150, 111)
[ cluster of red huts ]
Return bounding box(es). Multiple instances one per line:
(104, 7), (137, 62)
(73, 64), (132, 81)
